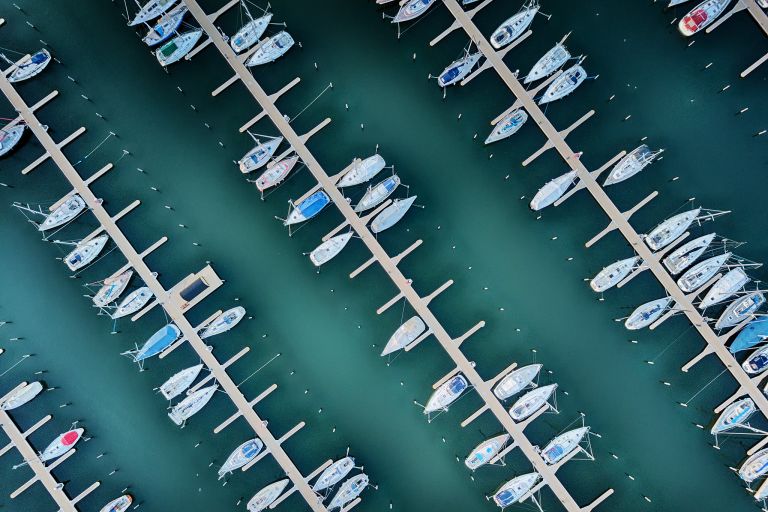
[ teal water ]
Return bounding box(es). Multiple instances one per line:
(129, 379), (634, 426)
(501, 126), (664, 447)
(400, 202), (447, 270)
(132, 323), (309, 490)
(0, 1), (767, 511)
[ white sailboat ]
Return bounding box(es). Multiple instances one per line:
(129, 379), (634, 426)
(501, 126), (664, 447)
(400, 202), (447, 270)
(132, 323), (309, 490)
(64, 235), (109, 271)
(354, 175), (400, 213)
(538, 64), (586, 104)
(159, 364), (204, 400)
(310, 233), (354, 267)
(371, 196), (417, 233)
(662, 233), (716, 274)
(112, 287), (154, 319)
(509, 384), (556, 421)
(93, 270), (133, 307)
(715, 292), (765, 330)
(603, 145), (663, 186)
(464, 433), (511, 470)
(40, 429), (83, 462)
(246, 31), (294, 66)
(313, 457), (355, 492)
(247, 479), (289, 511)
(0, 382), (43, 410)
(677, 252), (730, 293)
(625, 297), (673, 330)
(493, 364), (542, 400)
(239, 136), (283, 173)
(711, 398), (755, 434)
(168, 385), (218, 425)
(231, 13), (273, 53)
(337, 155), (386, 188)
(437, 52), (482, 87)
(485, 109), (528, 144)
(699, 268), (750, 309)
(492, 473), (540, 508)
(524, 43), (570, 84)
(129, 0), (176, 26)
(39, 195), (86, 231)
(489, 1), (539, 49)
(381, 316), (426, 356)
(540, 427), (590, 465)
(328, 474), (369, 510)
(392, 0), (436, 23)
(155, 30), (203, 66)
(254, 155), (299, 192)
(645, 208), (701, 251)
(0, 124), (25, 157)
(200, 307), (246, 339)
(142, 3), (188, 46)
(218, 438), (264, 479)
(739, 448), (768, 483)
(6, 49), (52, 83)
(590, 256), (641, 293)
(529, 170), (578, 211)
(424, 374), (468, 413)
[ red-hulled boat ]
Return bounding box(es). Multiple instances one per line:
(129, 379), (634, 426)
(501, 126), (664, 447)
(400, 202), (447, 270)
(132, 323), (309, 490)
(678, 0), (731, 36)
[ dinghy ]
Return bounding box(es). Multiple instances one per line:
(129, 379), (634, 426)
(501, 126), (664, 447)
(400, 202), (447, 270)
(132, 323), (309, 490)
(538, 64), (586, 104)
(329, 474), (369, 510)
(529, 170), (578, 211)
(155, 30), (203, 66)
(246, 31), (294, 66)
(699, 268), (750, 310)
(662, 233), (716, 274)
(40, 429), (83, 462)
(381, 316), (426, 356)
(464, 433), (511, 470)
(590, 256), (641, 293)
(492, 473), (540, 508)
(168, 384), (218, 425)
(7, 49), (52, 83)
(729, 318), (768, 354)
(603, 145), (662, 186)
(739, 448), (768, 483)
(490, 1), (539, 49)
(541, 427), (590, 465)
(371, 196), (417, 233)
(0, 125), (25, 157)
(218, 438), (264, 479)
(93, 270), (133, 307)
(711, 398), (754, 434)
(509, 384), (556, 421)
(284, 191), (331, 225)
(392, 0), (436, 23)
(239, 136), (283, 173)
(129, 0), (176, 25)
(100, 495), (133, 512)
(313, 456), (355, 491)
(39, 194), (86, 231)
(354, 175), (400, 213)
(493, 364), (542, 400)
(0, 381), (43, 410)
(254, 155), (299, 192)
(438, 52), (482, 87)
(65, 235), (109, 271)
(231, 14), (273, 53)
(424, 374), (468, 413)
(160, 364), (204, 400)
(133, 324), (181, 362)
(677, 252), (730, 293)
(625, 297), (673, 330)
(337, 155), (386, 188)
(485, 109), (528, 144)
(524, 43), (570, 84)
(112, 287), (154, 319)
(645, 208), (701, 251)
(200, 307), (246, 339)
(716, 292), (765, 330)
(247, 479), (289, 512)
(678, 0), (732, 36)
(310, 233), (354, 267)
(142, 4), (188, 46)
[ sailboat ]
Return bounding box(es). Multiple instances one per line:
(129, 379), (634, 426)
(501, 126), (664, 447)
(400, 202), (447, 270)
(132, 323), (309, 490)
(231, 12), (273, 53)
(699, 268), (750, 310)
(168, 384), (218, 425)
(218, 438), (264, 479)
(0, 124), (25, 157)
(489, 1), (539, 49)
(438, 52), (482, 87)
(711, 398), (754, 434)
(200, 307), (246, 339)
(715, 292), (765, 330)
(485, 109), (528, 144)
(677, 252), (730, 293)
(131, 324), (182, 362)
(424, 374), (468, 413)
(381, 316), (426, 356)
(159, 364), (204, 400)
(100, 495), (133, 512)
(603, 145), (663, 186)
(493, 364), (542, 400)
(129, 0), (176, 26)
(310, 233), (354, 267)
(662, 233), (716, 274)
(247, 479), (289, 512)
(729, 318), (768, 354)
(540, 427), (590, 465)
(0, 381), (43, 410)
(112, 286), (154, 319)
(509, 384), (556, 421)
(239, 136), (283, 173)
(392, 0), (436, 23)
(590, 256), (641, 293)
(538, 64), (586, 104)
(371, 196), (417, 233)
(739, 448), (768, 482)
(245, 31), (294, 66)
(354, 175), (400, 213)
(155, 29), (203, 66)
(464, 433), (511, 470)
(492, 473), (540, 508)
(313, 456), (355, 492)
(39, 195), (86, 231)
(64, 235), (109, 271)
(254, 155), (300, 192)
(678, 0), (732, 36)
(524, 43), (570, 83)
(529, 170), (578, 211)
(40, 429), (84, 462)
(142, 3), (188, 46)
(645, 208), (701, 251)
(284, 191), (331, 225)
(337, 155), (386, 188)
(6, 49), (52, 83)
(328, 474), (369, 510)
(93, 270), (134, 307)
(625, 297), (673, 330)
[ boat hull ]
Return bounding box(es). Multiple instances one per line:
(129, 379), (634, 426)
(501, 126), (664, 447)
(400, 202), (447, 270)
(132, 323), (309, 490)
(337, 154), (387, 187)
(155, 30), (203, 66)
(8, 49), (52, 83)
(0, 124), (26, 157)
(0, 381), (43, 410)
(112, 287), (154, 319)
(310, 233), (354, 267)
(93, 270), (133, 307)
(371, 196), (417, 233)
(65, 235), (109, 271)
(246, 31), (294, 66)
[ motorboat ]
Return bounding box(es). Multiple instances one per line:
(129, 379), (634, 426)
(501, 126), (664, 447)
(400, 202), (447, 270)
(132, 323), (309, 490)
(254, 155), (300, 192)
(371, 196), (417, 233)
(132, 324), (182, 362)
(239, 136), (283, 173)
(40, 429), (84, 462)
(245, 31), (294, 66)
(218, 438), (264, 479)
(590, 256), (641, 293)
(603, 145), (663, 186)
(424, 374), (468, 414)
(392, 0), (436, 23)
(677, 252), (730, 293)
(529, 170), (578, 211)
(168, 384), (218, 425)
(541, 427), (590, 465)
(492, 473), (540, 508)
(381, 316), (426, 356)
(739, 448), (768, 483)
(337, 155), (386, 188)
(493, 364), (542, 400)
(65, 235), (109, 271)
(284, 191), (331, 225)
(711, 398), (755, 434)
(93, 270), (133, 307)
(159, 364), (204, 400)
(112, 287), (154, 319)
(100, 495), (133, 512)
(645, 208), (701, 251)
(200, 307), (246, 339)
(129, 0), (176, 25)
(0, 125), (26, 157)
(247, 479), (289, 511)
(509, 384), (557, 421)
(7, 49), (52, 83)
(39, 194), (86, 231)
(729, 318), (768, 354)
(699, 268), (750, 310)
(678, 0), (732, 36)
(231, 14), (273, 53)
(155, 30), (203, 66)
(313, 456), (355, 491)
(489, 2), (539, 49)
(716, 292), (765, 330)
(538, 64), (586, 104)
(625, 297), (673, 330)
(354, 175), (400, 213)
(485, 109), (528, 144)
(0, 381), (43, 410)
(438, 52), (482, 87)
(464, 433), (511, 470)
(524, 43), (570, 84)
(328, 474), (369, 510)
(310, 233), (354, 266)
(662, 233), (716, 274)
(142, 3), (187, 46)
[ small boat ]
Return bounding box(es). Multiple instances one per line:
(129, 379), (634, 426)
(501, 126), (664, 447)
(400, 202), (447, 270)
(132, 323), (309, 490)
(0, 381), (43, 410)
(529, 171), (578, 211)
(711, 398), (754, 434)
(729, 318), (768, 353)
(254, 155), (300, 192)
(392, 0), (436, 23)
(313, 456), (355, 491)
(200, 307), (246, 339)
(329, 474), (369, 510)
(142, 4), (188, 46)
(485, 109), (528, 144)
(590, 256), (641, 293)
(247, 479), (289, 512)
(133, 324), (182, 362)
(699, 268), (750, 310)
(0, 125), (25, 157)
(524, 43), (570, 84)
(678, 0), (732, 36)
(464, 433), (511, 470)
(245, 31), (294, 66)
(438, 52), (482, 87)
(492, 473), (540, 508)
(155, 30), (203, 66)
(168, 384), (218, 425)
(284, 191), (331, 226)
(65, 235), (109, 271)
(231, 14), (273, 53)
(645, 208), (701, 251)
(112, 287), (154, 319)
(39, 194), (86, 231)
(129, 0), (176, 25)
(310, 233), (354, 267)
(93, 270), (133, 307)
(381, 316), (426, 356)
(603, 145), (662, 186)
(716, 292), (765, 330)
(7, 49), (52, 83)
(662, 233), (716, 274)
(218, 438), (264, 479)
(40, 428), (83, 462)
(739, 448), (768, 483)
(239, 136), (283, 173)
(625, 297), (673, 330)
(509, 384), (557, 421)
(424, 374), (468, 414)
(538, 64), (586, 105)
(337, 155), (386, 188)
(677, 252), (730, 293)
(100, 495), (133, 512)
(493, 364), (542, 400)
(541, 427), (590, 465)
(354, 175), (400, 213)
(490, 1), (539, 49)
(371, 196), (417, 233)
(159, 364), (204, 400)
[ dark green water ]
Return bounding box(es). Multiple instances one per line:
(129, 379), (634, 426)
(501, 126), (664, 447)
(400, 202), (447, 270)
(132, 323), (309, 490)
(0, 1), (767, 511)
